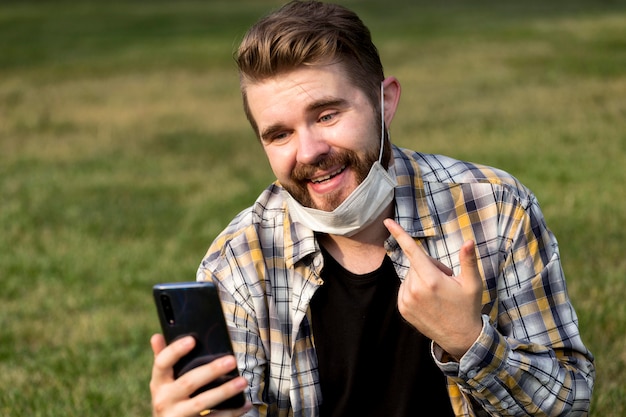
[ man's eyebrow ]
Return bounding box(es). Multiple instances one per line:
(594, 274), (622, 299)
(307, 97), (348, 112)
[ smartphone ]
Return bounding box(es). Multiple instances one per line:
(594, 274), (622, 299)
(153, 281), (246, 409)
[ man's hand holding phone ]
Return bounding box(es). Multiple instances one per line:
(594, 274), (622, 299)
(151, 282), (251, 417)
(150, 334), (251, 417)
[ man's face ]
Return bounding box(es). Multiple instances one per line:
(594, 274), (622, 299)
(244, 63), (380, 211)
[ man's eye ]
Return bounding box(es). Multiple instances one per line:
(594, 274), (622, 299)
(319, 113), (336, 123)
(273, 132), (289, 140)
(264, 131), (289, 144)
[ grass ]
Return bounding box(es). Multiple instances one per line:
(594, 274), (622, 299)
(1, 0), (625, 415)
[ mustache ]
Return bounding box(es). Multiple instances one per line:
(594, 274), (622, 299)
(291, 151), (359, 182)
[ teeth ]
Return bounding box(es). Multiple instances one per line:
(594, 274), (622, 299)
(311, 165), (345, 183)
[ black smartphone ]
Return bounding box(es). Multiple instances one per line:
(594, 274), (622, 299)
(153, 281), (246, 409)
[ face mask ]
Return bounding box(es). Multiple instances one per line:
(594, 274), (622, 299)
(283, 82), (397, 237)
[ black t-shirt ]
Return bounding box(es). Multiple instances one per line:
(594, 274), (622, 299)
(310, 248), (455, 417)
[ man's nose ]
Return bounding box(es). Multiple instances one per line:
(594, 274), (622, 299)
(296, 129), (330, 165)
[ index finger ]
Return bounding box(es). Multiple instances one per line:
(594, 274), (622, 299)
(383, 218), (426, 260)
(384, 218), (453, 276)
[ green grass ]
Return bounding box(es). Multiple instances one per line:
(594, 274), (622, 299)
(1, 1), (624, 415)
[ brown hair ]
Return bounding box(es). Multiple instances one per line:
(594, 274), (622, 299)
(236, 0), (385, 135)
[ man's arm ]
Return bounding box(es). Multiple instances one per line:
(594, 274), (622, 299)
(385, 202), (595, 416)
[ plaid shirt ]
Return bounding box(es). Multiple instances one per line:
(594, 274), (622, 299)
(198, 146), (595, 417)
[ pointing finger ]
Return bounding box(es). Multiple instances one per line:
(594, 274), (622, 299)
(384, 218), (423, 259)
(384, 218), (454, 275)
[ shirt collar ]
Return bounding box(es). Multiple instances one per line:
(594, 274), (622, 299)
(391, 145), (438, 239)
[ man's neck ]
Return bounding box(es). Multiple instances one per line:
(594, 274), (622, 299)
(318, 203), (394, 274)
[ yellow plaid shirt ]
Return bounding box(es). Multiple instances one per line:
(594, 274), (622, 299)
(198, 146), (595, 416)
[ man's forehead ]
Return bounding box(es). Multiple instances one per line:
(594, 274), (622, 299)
(243, 62), (354, 94)
(246, 68), (354, 111)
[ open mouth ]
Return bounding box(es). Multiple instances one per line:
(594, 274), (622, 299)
(310, 165), (346, 184)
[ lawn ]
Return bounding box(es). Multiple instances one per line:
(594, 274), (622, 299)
(1, 0), (625, 415)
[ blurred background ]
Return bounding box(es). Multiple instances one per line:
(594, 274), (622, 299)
(1, 0), (624, 415)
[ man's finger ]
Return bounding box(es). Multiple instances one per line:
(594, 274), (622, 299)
(433, 257), (454, 276)
(384, 218), (439, 262)
(383, 218), (422, 258)
(385, 218), (454, 276)
(459, 240), (482, 290)
(150, 333), (167, 357)
(151, 335), (195, 382)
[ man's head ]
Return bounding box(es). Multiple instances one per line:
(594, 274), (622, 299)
(236, 0), (384, 135)
(235, 1), (401, 215)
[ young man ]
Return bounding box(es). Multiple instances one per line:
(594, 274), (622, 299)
(150, 1), (595, 416)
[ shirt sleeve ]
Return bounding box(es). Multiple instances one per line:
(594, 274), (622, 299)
(434, 194), (595, 416)
(197, 242), (270, 417)
(213, 279), (269, 417)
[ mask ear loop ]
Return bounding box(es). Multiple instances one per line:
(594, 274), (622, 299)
(378, 81), (385, 163)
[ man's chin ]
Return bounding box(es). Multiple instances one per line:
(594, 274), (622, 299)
(283, 186), (313, 208)
(307, 194), (344, 212)
(285, 190), (333, 212)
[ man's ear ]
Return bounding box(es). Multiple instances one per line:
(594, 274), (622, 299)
(382, 76), (401, 128)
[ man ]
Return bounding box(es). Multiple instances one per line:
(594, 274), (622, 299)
(150, 1), (595, 416)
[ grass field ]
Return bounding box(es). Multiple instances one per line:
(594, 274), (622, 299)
(1, 0), (625, 415)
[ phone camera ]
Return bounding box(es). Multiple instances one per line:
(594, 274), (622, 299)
(160, 294), (176, 325)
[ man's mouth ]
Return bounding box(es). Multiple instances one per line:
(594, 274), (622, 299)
(310, 165), (346, 184)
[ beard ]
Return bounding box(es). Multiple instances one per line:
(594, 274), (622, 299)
(281, 144), (383, 212)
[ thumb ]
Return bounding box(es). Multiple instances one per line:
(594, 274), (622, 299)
(150, 333), (167, 357)
(459, 240), (482, 290)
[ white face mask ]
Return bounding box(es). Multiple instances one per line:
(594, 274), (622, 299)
(283, 83), (397, 237)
